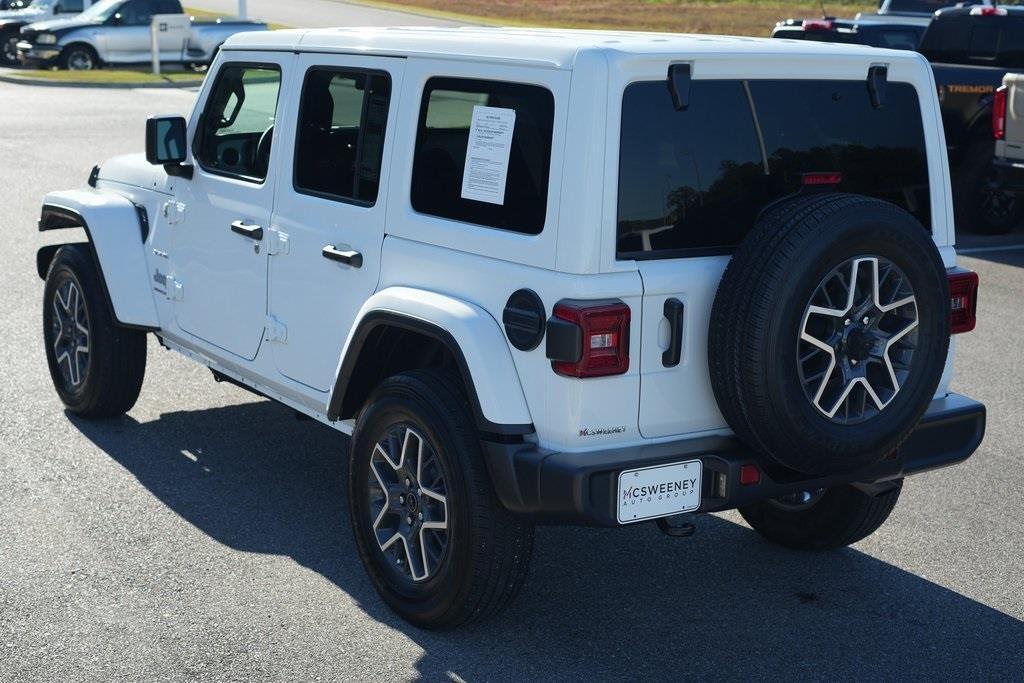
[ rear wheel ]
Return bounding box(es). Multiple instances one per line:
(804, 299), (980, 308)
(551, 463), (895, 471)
(349, 369), (534, 629)
(739, 480), (903, 550)
(1, 30), (19, 66)
(955, 141), (1022, 235)
(42, 245), (146, 418)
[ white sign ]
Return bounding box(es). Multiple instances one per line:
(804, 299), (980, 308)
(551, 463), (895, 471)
(150, 13), (191, 75)
(460, 105), (516, 205)
(617, 460), (702, 524)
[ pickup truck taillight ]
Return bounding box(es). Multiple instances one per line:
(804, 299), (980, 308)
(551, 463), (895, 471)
(948, 269), (979, 335)
(549, 301), (631, 378)
(994, 85), (1008, 140)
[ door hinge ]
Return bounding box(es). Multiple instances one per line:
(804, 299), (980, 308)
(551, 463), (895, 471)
(265, 315), (288, 343)
(162, 200), (186, 225)
(266, 227), (290, 256)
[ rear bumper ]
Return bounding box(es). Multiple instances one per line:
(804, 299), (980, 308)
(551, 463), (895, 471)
(483, 393), (985, 526)
(993, 157), (1024, 193)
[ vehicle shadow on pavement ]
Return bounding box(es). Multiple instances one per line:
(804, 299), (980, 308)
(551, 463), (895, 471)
(72, 400), (1024, 680)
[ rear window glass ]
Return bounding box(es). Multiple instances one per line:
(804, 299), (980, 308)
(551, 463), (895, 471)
(411, 77), (555, 235)
(616, 79), (931, 259)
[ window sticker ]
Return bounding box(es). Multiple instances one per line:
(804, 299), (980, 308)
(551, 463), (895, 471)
(461, 105), (517, 205)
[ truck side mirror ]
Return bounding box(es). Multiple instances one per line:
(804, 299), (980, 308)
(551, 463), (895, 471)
(146, 115), (192, 178)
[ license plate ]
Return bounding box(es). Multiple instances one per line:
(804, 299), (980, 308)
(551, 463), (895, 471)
(617, 460), (702, 524)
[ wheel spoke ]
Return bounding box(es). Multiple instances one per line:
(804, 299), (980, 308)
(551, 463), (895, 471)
(799, 256), (918, 424)
(367, 424), (450, 583)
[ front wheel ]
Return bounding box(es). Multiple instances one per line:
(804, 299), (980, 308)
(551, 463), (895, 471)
(738, 480), (903, 551)
(59, 44), (99, 71)
(349, 369), (534, 629)
(43, 245), (146, 418)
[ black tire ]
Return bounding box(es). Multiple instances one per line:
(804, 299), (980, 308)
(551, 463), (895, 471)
(955, 141), (1023, 235)
(43, 245), (146, 418)
(708, 193), (950, 476)
(739, 480), (903, 551)
(349, 369), (534, 629)
(59, 43), (99, 71)
(1, 29), (20, 67)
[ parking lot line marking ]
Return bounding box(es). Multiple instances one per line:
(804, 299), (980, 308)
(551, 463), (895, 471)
(958, 244), (1024, 255)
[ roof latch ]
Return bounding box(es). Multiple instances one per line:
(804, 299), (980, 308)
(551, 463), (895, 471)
(867, 65), (888, 109)
(667, 63), (692, 111)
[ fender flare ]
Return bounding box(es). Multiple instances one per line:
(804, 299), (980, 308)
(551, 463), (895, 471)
(39, 190), (159, 330)
(327, 287), (534, 437)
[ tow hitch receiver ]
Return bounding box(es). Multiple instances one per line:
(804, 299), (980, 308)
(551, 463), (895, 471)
(656, 515), (696, 538)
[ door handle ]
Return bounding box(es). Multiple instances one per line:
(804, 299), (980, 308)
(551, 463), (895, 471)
(322, 245), (363, 268)
(230, 220), (263, 241)
(662, 298), (684, 368)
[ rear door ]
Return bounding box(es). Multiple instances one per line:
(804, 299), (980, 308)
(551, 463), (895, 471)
(266, 53), (404, 391)
(616, 73), (934, 439)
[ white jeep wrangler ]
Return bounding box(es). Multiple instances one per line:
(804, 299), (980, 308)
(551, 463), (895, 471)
(37, 26), (986, 629)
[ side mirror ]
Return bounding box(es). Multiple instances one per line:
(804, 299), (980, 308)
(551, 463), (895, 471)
(52, 3), (62, 14)
(146, 115), (192, 178)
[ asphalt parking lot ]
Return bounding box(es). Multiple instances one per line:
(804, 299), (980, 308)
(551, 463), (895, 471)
(1, 78), (1023, 680)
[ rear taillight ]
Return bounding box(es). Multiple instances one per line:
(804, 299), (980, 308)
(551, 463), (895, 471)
(948, 269), (979, 335)
(550, 300), (631, 378)
(971, 6), (1007, 16)
(994, 85), (1008, 140)
(803, 19), (834, 31)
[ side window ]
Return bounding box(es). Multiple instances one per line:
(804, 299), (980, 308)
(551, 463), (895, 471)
(294, 68), (391, 205)
(411, 77), (555, 235)
(968, 25), (999, 61)
(119, 0), (153, 25)
(60, 0), (85, 12)
(194, 64), (282, 182)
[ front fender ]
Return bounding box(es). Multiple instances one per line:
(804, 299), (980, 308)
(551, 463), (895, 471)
(40, 189), (159, 329)
(329, 287), (533, 434)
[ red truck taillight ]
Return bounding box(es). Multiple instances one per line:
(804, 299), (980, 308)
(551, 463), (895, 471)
(948, 269), (979, 335)
(994, 85), (1008, 140)
(550, 301), (631, 378)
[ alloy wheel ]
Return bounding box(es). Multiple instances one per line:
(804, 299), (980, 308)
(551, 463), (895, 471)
(67, 50), (94, 71)
(798, 256), (919, 425)
(367, 425), (449, 582)
(50, 277), (90, 391)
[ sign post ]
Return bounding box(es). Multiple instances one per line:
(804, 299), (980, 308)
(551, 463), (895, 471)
(150, 14), (192, 76)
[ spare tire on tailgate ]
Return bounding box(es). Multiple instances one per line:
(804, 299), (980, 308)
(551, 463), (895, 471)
(708, 193), (950, 476)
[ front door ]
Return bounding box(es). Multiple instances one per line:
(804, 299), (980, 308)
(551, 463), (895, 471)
(97, 0), (158, 63)
(267, 54), (404, 391)
(171, 55), (288, 361)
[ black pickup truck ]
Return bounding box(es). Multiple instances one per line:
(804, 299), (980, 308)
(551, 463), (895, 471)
(922, 6), (1024, 234)
(773, 5), (1024, 234)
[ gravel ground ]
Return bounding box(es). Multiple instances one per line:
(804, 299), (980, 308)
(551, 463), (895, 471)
(0, 79), (1022, 681)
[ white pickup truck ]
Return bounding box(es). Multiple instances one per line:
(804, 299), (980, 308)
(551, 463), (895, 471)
(0, 0), (96, 65)
(35, 26), (986, 629)
(17, 0), (265, 70)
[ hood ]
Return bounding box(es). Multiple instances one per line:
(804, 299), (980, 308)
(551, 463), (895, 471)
(98, 153), (175, 194)
(24, 16), (96, 33)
